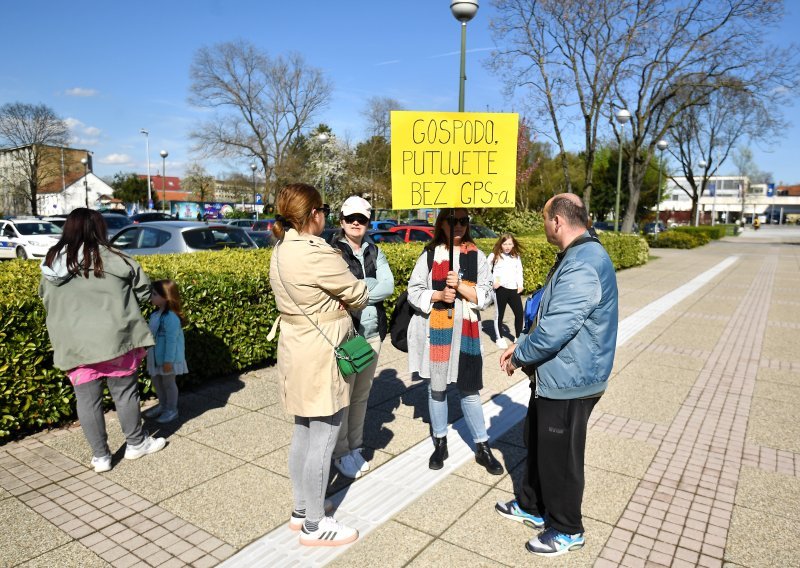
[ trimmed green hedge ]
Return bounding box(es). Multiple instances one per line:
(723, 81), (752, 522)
(672, 225), (728, 240)
(0, 232), (647, 443)
(646, 231), (710, 248)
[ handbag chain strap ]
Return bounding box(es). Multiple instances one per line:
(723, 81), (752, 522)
(274, 241), (341, 351)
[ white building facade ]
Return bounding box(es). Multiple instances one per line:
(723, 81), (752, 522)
(662, 176), (800, 224)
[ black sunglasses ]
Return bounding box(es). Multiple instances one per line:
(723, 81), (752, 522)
(316, 204), (331, 217)
(449, 215), (470, 227)
(343, 214), (369, 225)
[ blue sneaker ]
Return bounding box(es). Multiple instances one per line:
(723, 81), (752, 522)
(526, 527), (585, 556)
(494, 499), (545, 529)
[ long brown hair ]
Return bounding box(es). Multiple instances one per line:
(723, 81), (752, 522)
(44, 208), (114, 278)
(151, 279), (186, 325)
(425, 208), (474, 251)
(491, 233), (523, 267)
(272, 183), (322, 240)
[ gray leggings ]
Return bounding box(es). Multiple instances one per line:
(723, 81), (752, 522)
(73, 373), (145, 458)
(151, 373), (179, 412)
(289, 411), (343, 522)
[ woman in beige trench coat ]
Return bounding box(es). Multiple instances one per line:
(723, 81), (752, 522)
(269, 183), (368, 547)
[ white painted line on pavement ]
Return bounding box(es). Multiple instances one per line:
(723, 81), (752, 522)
(221, 255), (738, 567)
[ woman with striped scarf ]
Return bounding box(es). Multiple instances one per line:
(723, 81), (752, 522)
(406, 208), (504, 475)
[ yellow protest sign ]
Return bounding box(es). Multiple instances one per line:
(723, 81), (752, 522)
(391, 111), (518, 209)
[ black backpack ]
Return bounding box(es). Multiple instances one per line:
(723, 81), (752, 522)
(389, 249), (434, 352)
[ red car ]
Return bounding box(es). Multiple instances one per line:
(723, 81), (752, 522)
(389, 225), (434, 243)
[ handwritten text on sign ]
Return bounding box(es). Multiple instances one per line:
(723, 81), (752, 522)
(391, 111), (518, 209)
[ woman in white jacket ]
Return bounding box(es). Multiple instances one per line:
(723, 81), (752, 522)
(487, 233), (524, 349)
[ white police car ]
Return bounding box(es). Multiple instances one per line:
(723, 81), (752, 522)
(0, 218), (62, 260)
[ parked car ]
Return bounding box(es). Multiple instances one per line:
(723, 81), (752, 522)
(367, 230), (405, 244)
(592, 221), (616, 232)
(389, 224), (435, 243)
(245, 229), (276, 248)
(470, 224), (498, 239)
(643, 222), (667, 235)
(224, 219), (259, 229)
(0, 218), (62, 259)
(370, 220), (397, 231)
(109, 221), (256, 255)
(101, 213), (134, 237)
(252, 219), (275, 231)
(46, 216), (67, 228)
(130, 212), (176, 223)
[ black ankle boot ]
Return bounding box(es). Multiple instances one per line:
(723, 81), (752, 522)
(429, 436), (449, 470)
(475, 442), (504, 475)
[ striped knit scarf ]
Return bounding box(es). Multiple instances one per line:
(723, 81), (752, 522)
(429, 243), (483, 392)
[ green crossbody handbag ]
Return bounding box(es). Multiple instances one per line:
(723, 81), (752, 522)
(275, 244), (376, 377)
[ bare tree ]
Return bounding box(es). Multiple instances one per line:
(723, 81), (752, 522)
(361, 96), (404, 140)
(666, 78), (784, 224)
(489, 0), (644, 210)
(613, 0), (797, 232)
(188, 40), (332, 204)
(0, 102), (69, 215)
(182, 162), (216, 202)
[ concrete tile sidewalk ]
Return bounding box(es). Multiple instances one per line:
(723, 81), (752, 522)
(2, 235), (799, 567)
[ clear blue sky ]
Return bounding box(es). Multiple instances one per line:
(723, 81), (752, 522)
(1, 1), (798, 184)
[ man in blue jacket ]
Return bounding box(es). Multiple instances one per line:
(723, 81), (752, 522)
(497, 193), (618, 557)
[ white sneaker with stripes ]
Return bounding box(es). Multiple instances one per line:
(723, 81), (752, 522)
(299, 516), (358, 547)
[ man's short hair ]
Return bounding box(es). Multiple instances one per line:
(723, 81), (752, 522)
(548, 195), (589, 228)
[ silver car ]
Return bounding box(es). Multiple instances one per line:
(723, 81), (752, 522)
(109, 221), (256, 255)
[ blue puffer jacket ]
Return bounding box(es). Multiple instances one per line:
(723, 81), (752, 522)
(510, 233), (618, 399)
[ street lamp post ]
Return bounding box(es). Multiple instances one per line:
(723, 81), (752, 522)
(316, 132), (330, 207)
(140, 129), (152, 209)
(80, 156), (89, 208)
(698, 159), (713, 226)
(250, 163), (258, 221)
(450, 1), (479, 112)
(614, 108), (631, 232)
(160, 150), (168, 214)
(655, 140), (668, 240)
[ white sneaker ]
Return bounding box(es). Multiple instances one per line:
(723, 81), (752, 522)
(496, 338), (509, 349)
(91, 455), (112, 473)
(142, 405), (162, 419)
(289, 499), (335, 531)
(299, 516), (358, 547)
(124, 436), (166, 460)
(333, 453), (362, 479)
(156, 409), (179, 423)
(351, 448), (370, 473)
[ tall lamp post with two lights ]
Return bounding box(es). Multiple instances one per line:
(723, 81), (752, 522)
(614, 108), (631, 232)
(655, 139), (668, 239)
(160, 150), (168, 214)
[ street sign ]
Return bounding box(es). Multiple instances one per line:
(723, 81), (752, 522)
(256, 193), (263, 204)
(767, 183), (775, 197)
(148, 199), (154, 210)
(390, 111), (519, 209)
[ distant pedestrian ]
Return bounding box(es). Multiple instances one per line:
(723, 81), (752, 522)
(196, 212), (202, 222)
(487, 233), (524, 349)
(331, 196), (395, 479)
(497, 194), (618, 557)
(39, 208), (166, 473)
(142, 280), (187, 424)
(269, 183), (369, 547)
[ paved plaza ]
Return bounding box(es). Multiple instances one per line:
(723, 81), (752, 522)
(2, 225), (799, 567)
